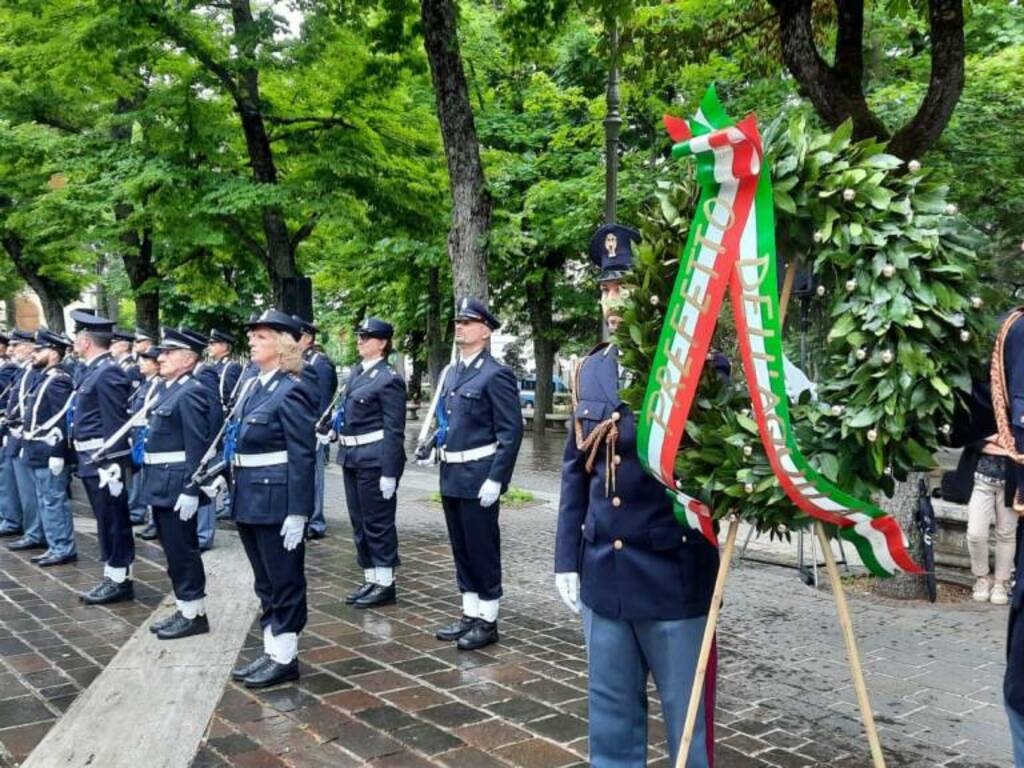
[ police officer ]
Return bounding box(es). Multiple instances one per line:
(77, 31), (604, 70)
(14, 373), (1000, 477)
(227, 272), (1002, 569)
(208, 329), (243, 409)
(70, 310), (136, 605)
(293, 317), (336, 540)
(331, 318), (406, 608)
(112, 328), (143, 391)
(126, 330), (158, 526)
(133, 327), (156, 359)
(4, 329), (44, 553)
(555, 225), (718, 768)
(143, 328), (213, 639)
(433, 298), (523, 651)
(0, 331), (26, 538)
(132, 347), (165, 541)
(20, 330), (76, 566)
(228, 310), (317, 688)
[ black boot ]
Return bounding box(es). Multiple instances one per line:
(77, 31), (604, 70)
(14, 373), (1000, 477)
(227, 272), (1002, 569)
(435, 616), (478, 642)
(243, 658), (299, 689)
(7, 537), (46, 552)
(354, 583), (396, 609)
(345, 583), (373, 605)
(156, 613), (210, 640)
(81, 578), (135, 605)
(149, 611), (181, 634)
(232, 654), (271, 681)
(457, 620), (499, 651)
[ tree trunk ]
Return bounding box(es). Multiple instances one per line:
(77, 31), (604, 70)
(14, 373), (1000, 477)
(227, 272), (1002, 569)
(420, 0), (491, 303)
(872, 471), (928, 599)
(407, 329), (426, 402)
(0, 233), (67, 332)
(425, 266), (450, 390)
(120, 225), (160, 333)
(526, 258), (557, 437)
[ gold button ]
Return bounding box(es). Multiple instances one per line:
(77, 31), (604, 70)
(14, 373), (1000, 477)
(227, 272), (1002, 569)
(611, 412), (621, 422)
(612, 496), (621, 507)
(613, 539), (623, 550)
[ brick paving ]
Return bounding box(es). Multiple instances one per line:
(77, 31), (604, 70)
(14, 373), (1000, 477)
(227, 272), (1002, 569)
(0, 430), (1016, 767)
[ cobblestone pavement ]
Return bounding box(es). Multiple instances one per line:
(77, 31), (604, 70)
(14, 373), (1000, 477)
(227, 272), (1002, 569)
(0, 428), (1015, 767)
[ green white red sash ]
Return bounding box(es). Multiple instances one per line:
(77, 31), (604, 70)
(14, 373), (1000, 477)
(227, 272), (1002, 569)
(637, 87), (921, 578)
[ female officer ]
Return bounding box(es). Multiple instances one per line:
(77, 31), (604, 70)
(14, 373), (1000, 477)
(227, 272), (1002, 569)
(331, 318), (406, 608)
(228, 310), (317, 689)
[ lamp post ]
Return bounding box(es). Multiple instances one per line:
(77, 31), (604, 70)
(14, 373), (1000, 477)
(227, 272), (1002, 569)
(604, 16), (621, 226)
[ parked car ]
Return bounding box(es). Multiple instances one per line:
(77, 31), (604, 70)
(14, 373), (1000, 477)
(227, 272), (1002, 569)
(519, 375), (569, 412)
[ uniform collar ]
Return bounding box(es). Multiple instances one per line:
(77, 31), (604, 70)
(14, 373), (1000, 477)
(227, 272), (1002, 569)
(459, 349), (484, 368)
(360, 356), (383, 371)
(84, 351), (110, 368)
(258, 367), (279, 386)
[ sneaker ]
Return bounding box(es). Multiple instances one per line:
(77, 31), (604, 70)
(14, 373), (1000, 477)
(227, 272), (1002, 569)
(991, 581), (1009, 605)
(973, 576), (992, 602)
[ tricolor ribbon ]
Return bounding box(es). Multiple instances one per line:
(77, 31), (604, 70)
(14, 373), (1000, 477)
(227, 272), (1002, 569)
(637, 86), (921, 577)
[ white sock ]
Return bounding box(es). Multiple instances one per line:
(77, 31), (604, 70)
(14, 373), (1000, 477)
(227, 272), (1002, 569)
(374, 567), (394, 587)
(461, 592), (479, 618)
(269, 632), (298, 664)
(104, 564), (128, 584)
(262, 625), (273, 656)
(478, 599), (500, 623)
(177, 598), (206, 619)
(364, 568), (376, 585)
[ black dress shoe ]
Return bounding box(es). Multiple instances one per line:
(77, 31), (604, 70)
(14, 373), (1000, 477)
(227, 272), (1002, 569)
(156, 612), (210, 640)
(149, 611), (181, 634)
(345, 582), (373, 605)
(435, 615), (478, 642)
(81, 578), (134, 605)
(30, 552), (49, 563)
(232, 654), (271, 681)
(307, 530), (326, 541)
(457, 620), (499, 651)
(0, 528), (22, 538)
(7, 537), (47, 552)
(354, 583), (396, 609)
(137, 524), (158, 541)
(243, 658), (299, 689)
(35, 553), (78, 567)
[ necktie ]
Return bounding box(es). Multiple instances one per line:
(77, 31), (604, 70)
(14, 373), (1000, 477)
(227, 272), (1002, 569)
(456, 360), (466, 377)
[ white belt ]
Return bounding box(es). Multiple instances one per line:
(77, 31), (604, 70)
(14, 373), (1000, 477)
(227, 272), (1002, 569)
(439, 443), (498, 464)
(74, 438), (103, 452)
(144, 451), (186, 465)
(233, 451), (288, 468)
(339, 429), (384, 447)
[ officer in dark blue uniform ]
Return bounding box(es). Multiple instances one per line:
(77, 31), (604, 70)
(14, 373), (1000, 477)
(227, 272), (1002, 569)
(330, 318), (406, 608)
(112, 328), (144, 392)
(432, 298), (523, 651)
(20, 330), (76, 567)
(4, 329), (44, 553)
(0, 331), (30, 538)
(126, 329), (158, 526)
(294, 316), (337, 540)
(70, 310), (136, 605)
(208, 329), (243, 410)
(132, 347), (164, 541)
(555, 225), (718, 768)
(133, 327), (157, 359)
(228, 310), (317, 688)
(143, 328), (213, 640)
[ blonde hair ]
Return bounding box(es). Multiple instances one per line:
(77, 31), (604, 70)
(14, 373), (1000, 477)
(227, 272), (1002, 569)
(275, 332), (303, 374)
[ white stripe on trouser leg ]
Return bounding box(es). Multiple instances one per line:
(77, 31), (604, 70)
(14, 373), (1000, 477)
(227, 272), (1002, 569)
(269, 632), (298, 664)
(104, 564), (128, 583)
(177, 598), (205, 619)
(478, 599), (499, 623)
(375, 567), (394, 587)
(364, 568), (376, 585)
(462, 592), (479, 618)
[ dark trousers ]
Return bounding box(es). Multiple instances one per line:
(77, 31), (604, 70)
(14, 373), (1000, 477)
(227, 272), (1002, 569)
(81, 474), (135, 569)
(153, 505), (206, 601)
(343, 466), (399, 569)
(441, 496), (502, 600)
(237, 522), (307, 635)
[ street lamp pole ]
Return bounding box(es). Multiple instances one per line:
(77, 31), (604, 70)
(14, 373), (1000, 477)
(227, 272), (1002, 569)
(604, 16), (621, 226)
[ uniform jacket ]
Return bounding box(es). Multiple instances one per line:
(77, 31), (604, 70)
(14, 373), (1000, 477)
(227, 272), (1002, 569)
(303, 349), (338, 417)
(192, 363), (226, 447)
(140, 376), (211, 507)
(117, 355), (144, 392)
(335, 359), (407, 478)
(230, 370), (317, 525)
(555, 343), (718, 621)
(72, 353), (131, 477)
(213, 358), (243, 409)
(1004, 313), (1024, 492)
(129, 377), (164, 466)
(437, 350), (523, 499)
(20, 366), (73, 467)
(0, 360), (18, 443)
(3, 364), (42, 459)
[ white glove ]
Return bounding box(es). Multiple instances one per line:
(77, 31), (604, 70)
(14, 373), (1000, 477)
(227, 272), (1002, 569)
(48, 457), (65, 476)
(174, 493), (199, 522)
(555, 572), (580, 614)
(200, 474), (228, 500)
(43, 427), (63, 447)
(98, 463), (124, 498)
(327, 429), (338, 442)
(280, 515), (306, 551)
(316, 431), (332, 446)
(478, 478), (502, 508)
(380, 476), (397, 500)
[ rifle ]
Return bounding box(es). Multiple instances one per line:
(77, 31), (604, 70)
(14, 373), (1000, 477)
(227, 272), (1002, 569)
(89, 389), (163, 464)
(192, 376), (257, 486)
(414, 342), (457, 463)
(316, 384), (345, 435)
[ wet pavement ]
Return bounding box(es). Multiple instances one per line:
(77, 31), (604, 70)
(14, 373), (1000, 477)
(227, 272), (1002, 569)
(0, 426), (1015, 767)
